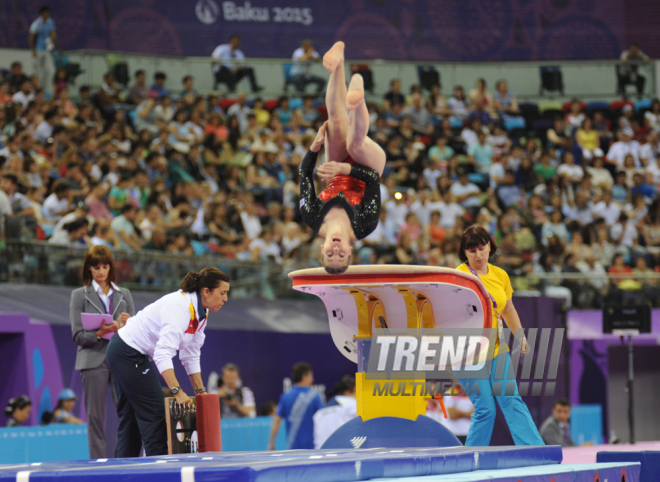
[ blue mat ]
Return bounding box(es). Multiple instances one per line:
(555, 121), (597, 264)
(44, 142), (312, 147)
(0, 446), (561, 482)
(321, 416), (461, 449)
(598, 450), (660, 482)
(371, 462), (641, 481)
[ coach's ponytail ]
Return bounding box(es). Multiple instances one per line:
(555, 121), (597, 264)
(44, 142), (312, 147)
(181, 267), (230, 293)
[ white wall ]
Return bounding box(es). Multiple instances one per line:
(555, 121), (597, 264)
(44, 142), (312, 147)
(0, 47), (656, 104)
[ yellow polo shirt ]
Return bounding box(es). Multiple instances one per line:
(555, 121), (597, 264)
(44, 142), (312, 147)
(456, 263), (513, 357)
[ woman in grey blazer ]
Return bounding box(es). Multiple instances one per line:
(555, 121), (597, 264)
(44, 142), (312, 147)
(70, 245), (135, 459)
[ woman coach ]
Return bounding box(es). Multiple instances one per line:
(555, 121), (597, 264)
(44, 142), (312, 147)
(70, 245), (135, 459)
(455, 225), (544, 446)
(106, 267), (230, 457)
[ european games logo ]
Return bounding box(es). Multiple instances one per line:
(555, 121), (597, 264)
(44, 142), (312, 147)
(196, 0), (220, 24)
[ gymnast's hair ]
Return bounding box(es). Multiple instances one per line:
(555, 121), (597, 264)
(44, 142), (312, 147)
(320, 255), (351, 275)
(180, 267), (230, 293)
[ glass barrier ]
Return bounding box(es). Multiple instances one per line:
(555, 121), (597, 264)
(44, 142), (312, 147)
(510, 270), (660, 309)
(3, 241), (660, 309)
(65, 49), (657, 101)
(1, 240), (297, 300)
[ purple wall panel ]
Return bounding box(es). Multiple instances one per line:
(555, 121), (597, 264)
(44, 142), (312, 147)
(50, 325), (356, 415)
(0, 314), (64, 427)
(1, 0), (656, 60)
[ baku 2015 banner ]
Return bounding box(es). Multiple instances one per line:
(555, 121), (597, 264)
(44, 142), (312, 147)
(0, 0), (657, 61)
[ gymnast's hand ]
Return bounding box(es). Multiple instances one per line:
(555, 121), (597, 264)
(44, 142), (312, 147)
(310, 121), (328, 152)
(317, 161), (350, 182)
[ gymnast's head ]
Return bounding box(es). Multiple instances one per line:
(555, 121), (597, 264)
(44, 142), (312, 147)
(320, 233), (353, 275)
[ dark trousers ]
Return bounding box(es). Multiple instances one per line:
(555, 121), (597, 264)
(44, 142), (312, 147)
(214, 66), (259, 92)
(618, 73), (645, 98)
(291, 74), (326, 94)
(106, 334), (167, 457)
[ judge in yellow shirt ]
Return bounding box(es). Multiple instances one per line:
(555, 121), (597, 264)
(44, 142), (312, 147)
(455, 225), (544, 446)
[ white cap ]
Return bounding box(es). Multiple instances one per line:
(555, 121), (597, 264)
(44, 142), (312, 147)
(593, 147), (604, 157)
(623, 104), (633, 112)
(172, 142), (191, 154)
(412, 141), (426, 151)
(622, 128), (634, 137)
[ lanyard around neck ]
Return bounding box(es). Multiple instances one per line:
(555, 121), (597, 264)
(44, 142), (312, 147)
(466, 262), (498, 310)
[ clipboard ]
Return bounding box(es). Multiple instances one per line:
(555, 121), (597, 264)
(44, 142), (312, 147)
(81, 313), (115, 340)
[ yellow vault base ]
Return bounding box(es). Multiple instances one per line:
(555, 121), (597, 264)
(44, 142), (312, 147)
(356, 373), (427, 421)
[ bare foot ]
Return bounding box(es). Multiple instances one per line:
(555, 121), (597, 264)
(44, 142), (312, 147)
(346, 74), (365, 111)
(323, 41), (345, 74)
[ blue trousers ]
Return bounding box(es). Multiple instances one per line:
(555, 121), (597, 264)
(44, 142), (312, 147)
(457, 351), (544, 446)
(106, 334), (168, 457)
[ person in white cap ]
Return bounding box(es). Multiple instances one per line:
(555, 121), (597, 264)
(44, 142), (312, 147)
(53, 389), (84, 425)
(618, 104), (634, 131)
(606, 127), (641, 168)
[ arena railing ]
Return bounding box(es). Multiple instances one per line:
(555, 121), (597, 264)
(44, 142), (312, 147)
(61, 49), (658, 102)
(3, 240), (660, 309)
(510, 270), (660, 309)
(0, 240), (297, 299)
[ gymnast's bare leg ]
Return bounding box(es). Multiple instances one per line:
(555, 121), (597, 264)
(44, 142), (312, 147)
(323, 41), (350, 164)
(346, 73), (386, 176)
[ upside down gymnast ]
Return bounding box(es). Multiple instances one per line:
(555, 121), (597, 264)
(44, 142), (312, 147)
(299, 41), (386, 274)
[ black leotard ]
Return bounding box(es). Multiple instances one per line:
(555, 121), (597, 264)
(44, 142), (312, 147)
(299, 150), (380, 240)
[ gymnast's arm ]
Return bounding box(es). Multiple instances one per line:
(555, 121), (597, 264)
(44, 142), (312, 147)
(299, 149), (324, 230)
(351, 164), (381, 239)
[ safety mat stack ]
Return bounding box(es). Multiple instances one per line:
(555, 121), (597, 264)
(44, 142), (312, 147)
(0, 446), (563, 481)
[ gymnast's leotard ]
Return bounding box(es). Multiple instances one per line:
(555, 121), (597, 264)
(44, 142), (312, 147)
(299, 149), (380, 239)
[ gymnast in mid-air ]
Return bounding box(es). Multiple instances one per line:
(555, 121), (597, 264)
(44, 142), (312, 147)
(299, 41), (386, 274)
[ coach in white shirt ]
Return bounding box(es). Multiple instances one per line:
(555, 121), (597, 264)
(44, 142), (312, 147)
(211, 35), (262, 92)
(106, 268), (230, 457)
(290, 39), (325, 94)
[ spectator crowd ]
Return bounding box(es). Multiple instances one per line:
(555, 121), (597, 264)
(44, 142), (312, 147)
(1, 54), (660, 307)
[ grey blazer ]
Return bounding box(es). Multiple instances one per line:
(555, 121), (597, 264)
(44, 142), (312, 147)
(70, 284), (136, 370)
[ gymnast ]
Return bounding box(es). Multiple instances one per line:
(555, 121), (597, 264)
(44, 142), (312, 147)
(299, 41), (386, 274)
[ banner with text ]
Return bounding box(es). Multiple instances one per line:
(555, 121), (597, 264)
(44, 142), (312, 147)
(0, 0), (657, 61)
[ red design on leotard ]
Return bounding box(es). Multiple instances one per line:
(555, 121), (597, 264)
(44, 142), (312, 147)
(318, 156), (366, 206)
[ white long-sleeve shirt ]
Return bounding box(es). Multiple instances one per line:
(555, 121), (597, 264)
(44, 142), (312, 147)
(313, 396), (357, 449)
(118, 290), (208, 375)
(211, 44), (246, 69)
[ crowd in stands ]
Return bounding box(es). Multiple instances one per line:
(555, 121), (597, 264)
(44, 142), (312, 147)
(1, 57), (660, 307)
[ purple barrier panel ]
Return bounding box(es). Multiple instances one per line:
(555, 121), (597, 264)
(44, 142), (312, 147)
(0, 1), (650, 60)
(0, 314), (64, 427)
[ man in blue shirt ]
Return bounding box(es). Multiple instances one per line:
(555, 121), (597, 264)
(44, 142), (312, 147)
(631, 172), (656, 202)
(149, 72), (168, 100)
(29, 5), (57, 95)
(268, 362), (323, 450)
